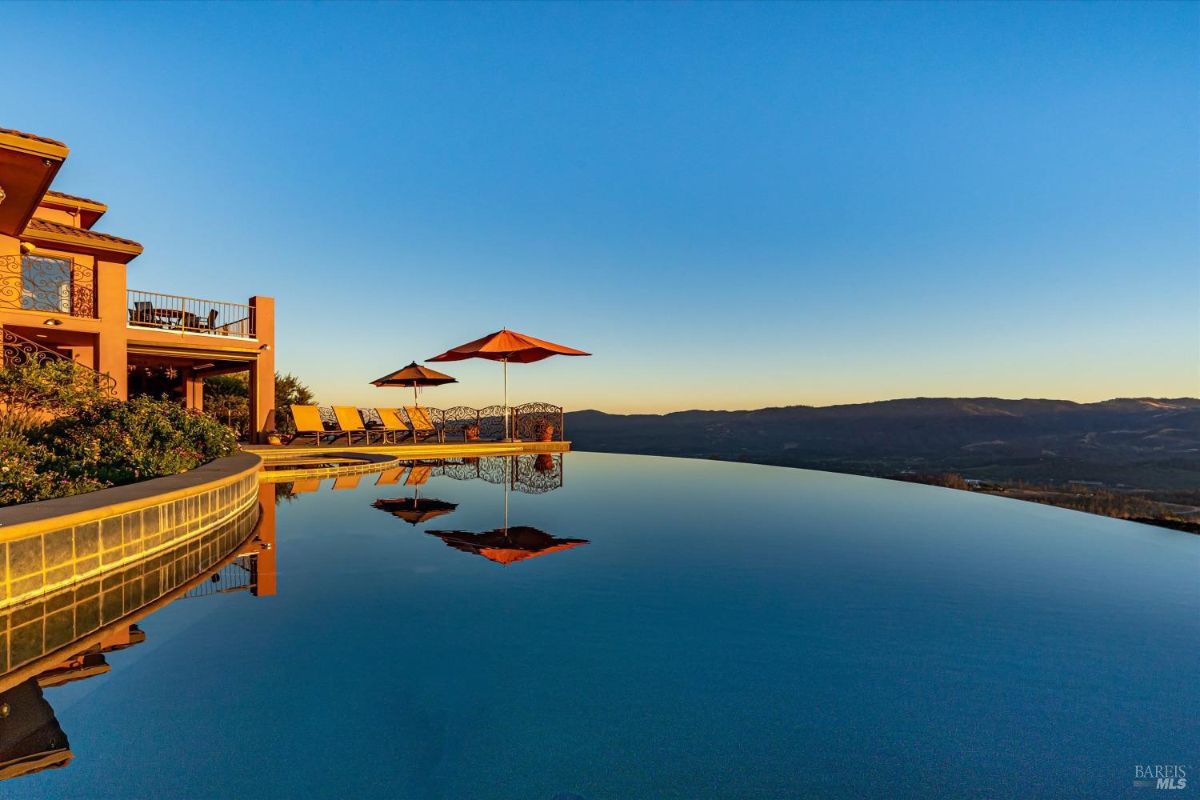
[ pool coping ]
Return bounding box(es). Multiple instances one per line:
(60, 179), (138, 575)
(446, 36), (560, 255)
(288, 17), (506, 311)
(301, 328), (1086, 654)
(0, 453), (262, 541)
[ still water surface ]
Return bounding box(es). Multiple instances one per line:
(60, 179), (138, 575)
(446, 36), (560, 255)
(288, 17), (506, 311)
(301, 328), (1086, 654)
(2, 452), (1196, 799)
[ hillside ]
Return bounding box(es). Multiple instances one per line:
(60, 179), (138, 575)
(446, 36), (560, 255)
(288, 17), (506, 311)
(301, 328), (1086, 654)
(565, 397), (1200, 490)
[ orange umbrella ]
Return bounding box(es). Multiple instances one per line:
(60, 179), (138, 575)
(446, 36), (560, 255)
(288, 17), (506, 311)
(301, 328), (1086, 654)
(428, 329), (590, 439)
(370, 361), (457, 406)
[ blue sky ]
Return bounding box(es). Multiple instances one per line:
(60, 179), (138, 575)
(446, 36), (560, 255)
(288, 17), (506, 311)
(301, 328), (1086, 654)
(6, 1), (1197, 412)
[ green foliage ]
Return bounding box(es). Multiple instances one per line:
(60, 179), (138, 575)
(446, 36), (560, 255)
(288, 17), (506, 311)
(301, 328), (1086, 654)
(0, 359), (110, 437)
(204, 374), (250, 436)
(0, 359), (239, 507)
(274, 372), (314, 434)
(39, 396), (237, 485)
(0, 432), (104, 506)
(201, 371), (313, 437)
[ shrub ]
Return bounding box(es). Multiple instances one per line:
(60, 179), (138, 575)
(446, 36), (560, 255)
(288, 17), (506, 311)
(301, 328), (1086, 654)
(39, 396), (238, 485)
(0, 432), (104, 506)
(0, 359), (110, 437)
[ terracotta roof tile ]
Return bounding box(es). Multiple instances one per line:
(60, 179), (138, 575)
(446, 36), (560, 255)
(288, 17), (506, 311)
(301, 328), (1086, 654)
(43, 189), (107, 210)
(24, 217), (142, 251)
(0, 127), (67, 149)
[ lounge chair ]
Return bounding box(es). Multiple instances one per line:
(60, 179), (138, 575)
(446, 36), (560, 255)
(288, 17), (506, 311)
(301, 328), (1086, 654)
(332, 473), (362, 491)
(332, 406), (376, 445)
(290, 477), (322, 494)
(374, 468), (405, 486)
(403, 406), (443, 444)
(287, 405), (352, 446)
(405, 465), (433, 485)
(374, 408), (412, 444)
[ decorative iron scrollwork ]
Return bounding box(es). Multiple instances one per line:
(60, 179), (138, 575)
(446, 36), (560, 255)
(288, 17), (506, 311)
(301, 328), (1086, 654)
(513, 402), (563, 441)
(513, 453), (563, 494)
(2, 328), (117, 393)
(477, 405), (507, 441)
(0, 254), (95, 318)
(441, 405), (482, 440)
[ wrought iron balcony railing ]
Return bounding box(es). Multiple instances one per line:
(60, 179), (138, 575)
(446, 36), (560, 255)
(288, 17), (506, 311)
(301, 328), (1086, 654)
(127, 290), (255, 338)
(0, 253), (96, 318)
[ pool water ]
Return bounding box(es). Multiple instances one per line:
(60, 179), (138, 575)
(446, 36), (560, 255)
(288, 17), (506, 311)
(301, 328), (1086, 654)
(2, 452), (1196, 799)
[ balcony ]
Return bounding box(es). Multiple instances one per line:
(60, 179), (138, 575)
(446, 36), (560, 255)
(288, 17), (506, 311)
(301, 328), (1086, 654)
(0, 253), (96, 318)
(127, 290), (255, 338)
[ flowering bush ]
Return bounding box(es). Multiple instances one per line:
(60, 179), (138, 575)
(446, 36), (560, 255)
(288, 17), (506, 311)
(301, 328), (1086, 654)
(0, 359), (110, 437)
(0, 360), (239, 506)
(0, 432), (104, 506)
(39, 396), (238, 486)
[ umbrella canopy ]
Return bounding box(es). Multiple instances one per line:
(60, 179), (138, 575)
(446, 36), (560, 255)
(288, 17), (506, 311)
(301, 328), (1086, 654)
(428, 329), (590, 364)
(371, 362), (457, 405)
(372, 497), (457, 526)
(428, 329), (589, 439)
(425, 526), (588, 565)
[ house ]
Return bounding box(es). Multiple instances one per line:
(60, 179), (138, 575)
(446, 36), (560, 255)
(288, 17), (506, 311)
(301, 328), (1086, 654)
(0, 127), (276, 441)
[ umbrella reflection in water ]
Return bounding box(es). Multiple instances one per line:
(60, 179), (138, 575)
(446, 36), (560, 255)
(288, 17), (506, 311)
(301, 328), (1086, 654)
(428, 526), (587, 565)
(372, 464), (458, 526)
(428, 455), (586, 565)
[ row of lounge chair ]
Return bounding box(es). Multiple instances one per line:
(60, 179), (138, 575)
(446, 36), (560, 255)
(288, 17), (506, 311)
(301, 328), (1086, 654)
(288, 405), (442, 446)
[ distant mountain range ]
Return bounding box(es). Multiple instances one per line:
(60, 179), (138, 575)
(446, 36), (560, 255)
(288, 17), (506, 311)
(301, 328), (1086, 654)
(565, 398), (1200, 490)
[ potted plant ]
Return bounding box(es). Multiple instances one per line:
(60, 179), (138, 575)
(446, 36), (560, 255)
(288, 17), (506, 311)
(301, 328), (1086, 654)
(463, 422), (481, 441)
(534, 419), (555, 442)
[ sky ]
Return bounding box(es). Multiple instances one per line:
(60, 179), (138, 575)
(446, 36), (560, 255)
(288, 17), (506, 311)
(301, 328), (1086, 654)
(4, 1), (1197, 413)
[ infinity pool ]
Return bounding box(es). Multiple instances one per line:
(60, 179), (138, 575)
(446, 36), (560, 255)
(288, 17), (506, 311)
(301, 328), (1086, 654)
(2, 452), (1196, 798)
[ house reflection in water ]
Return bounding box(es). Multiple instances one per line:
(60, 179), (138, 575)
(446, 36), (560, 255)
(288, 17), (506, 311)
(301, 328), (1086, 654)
(0, 484), (278, 783)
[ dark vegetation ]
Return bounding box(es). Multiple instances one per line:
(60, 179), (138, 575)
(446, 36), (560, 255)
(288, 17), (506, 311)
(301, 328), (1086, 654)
(566, 397), (1200, 532)
(0, 361), (236, 506)
(203, 371), (313, 438)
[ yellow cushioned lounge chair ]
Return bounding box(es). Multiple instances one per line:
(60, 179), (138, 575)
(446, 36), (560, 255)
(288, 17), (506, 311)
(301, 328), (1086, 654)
(374, 408), (411, 445)
(288, 405), (350, 446)
(332, 473), (362, 491)
(332, 406), (375, 445)
(402, 406), (443, 444)
(405, 465), (433, 485)
(374, 467), (405, 486)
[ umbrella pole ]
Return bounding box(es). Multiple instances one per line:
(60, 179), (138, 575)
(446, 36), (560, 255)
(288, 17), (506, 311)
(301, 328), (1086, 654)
(412, 382), (419, 407)
(503, 358), (509, 440)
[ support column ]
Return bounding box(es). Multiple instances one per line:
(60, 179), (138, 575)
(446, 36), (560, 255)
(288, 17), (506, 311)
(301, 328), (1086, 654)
(247, 295), (275, 443)
(95, 258), (128, 400)
(184, 368), (204, 412)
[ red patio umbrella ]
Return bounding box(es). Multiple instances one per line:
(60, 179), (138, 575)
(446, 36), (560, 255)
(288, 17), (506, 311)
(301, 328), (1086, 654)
(370, 361), (457, 406)
(428, 329), (590, 439)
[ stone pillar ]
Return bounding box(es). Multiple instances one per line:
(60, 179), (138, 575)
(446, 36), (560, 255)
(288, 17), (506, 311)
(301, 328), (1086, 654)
(95, 258), (128, 400)
(184, 368), (204, 412)
(247, 295), (275, 443)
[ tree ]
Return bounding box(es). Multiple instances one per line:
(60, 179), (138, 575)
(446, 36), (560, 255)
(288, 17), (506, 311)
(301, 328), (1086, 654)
(201, 371), (313, 437)
(274, 372), (314, 434)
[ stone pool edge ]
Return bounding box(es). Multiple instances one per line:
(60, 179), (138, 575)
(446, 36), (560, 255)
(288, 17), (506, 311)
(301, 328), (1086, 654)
(0, 453), (262, 609)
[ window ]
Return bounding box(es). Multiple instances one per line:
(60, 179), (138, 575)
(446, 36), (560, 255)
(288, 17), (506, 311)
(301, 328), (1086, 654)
(20, 254), (73, 313)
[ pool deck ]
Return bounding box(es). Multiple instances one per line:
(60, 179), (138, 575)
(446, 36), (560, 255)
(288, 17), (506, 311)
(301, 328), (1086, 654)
(242, 439), (570, 465)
